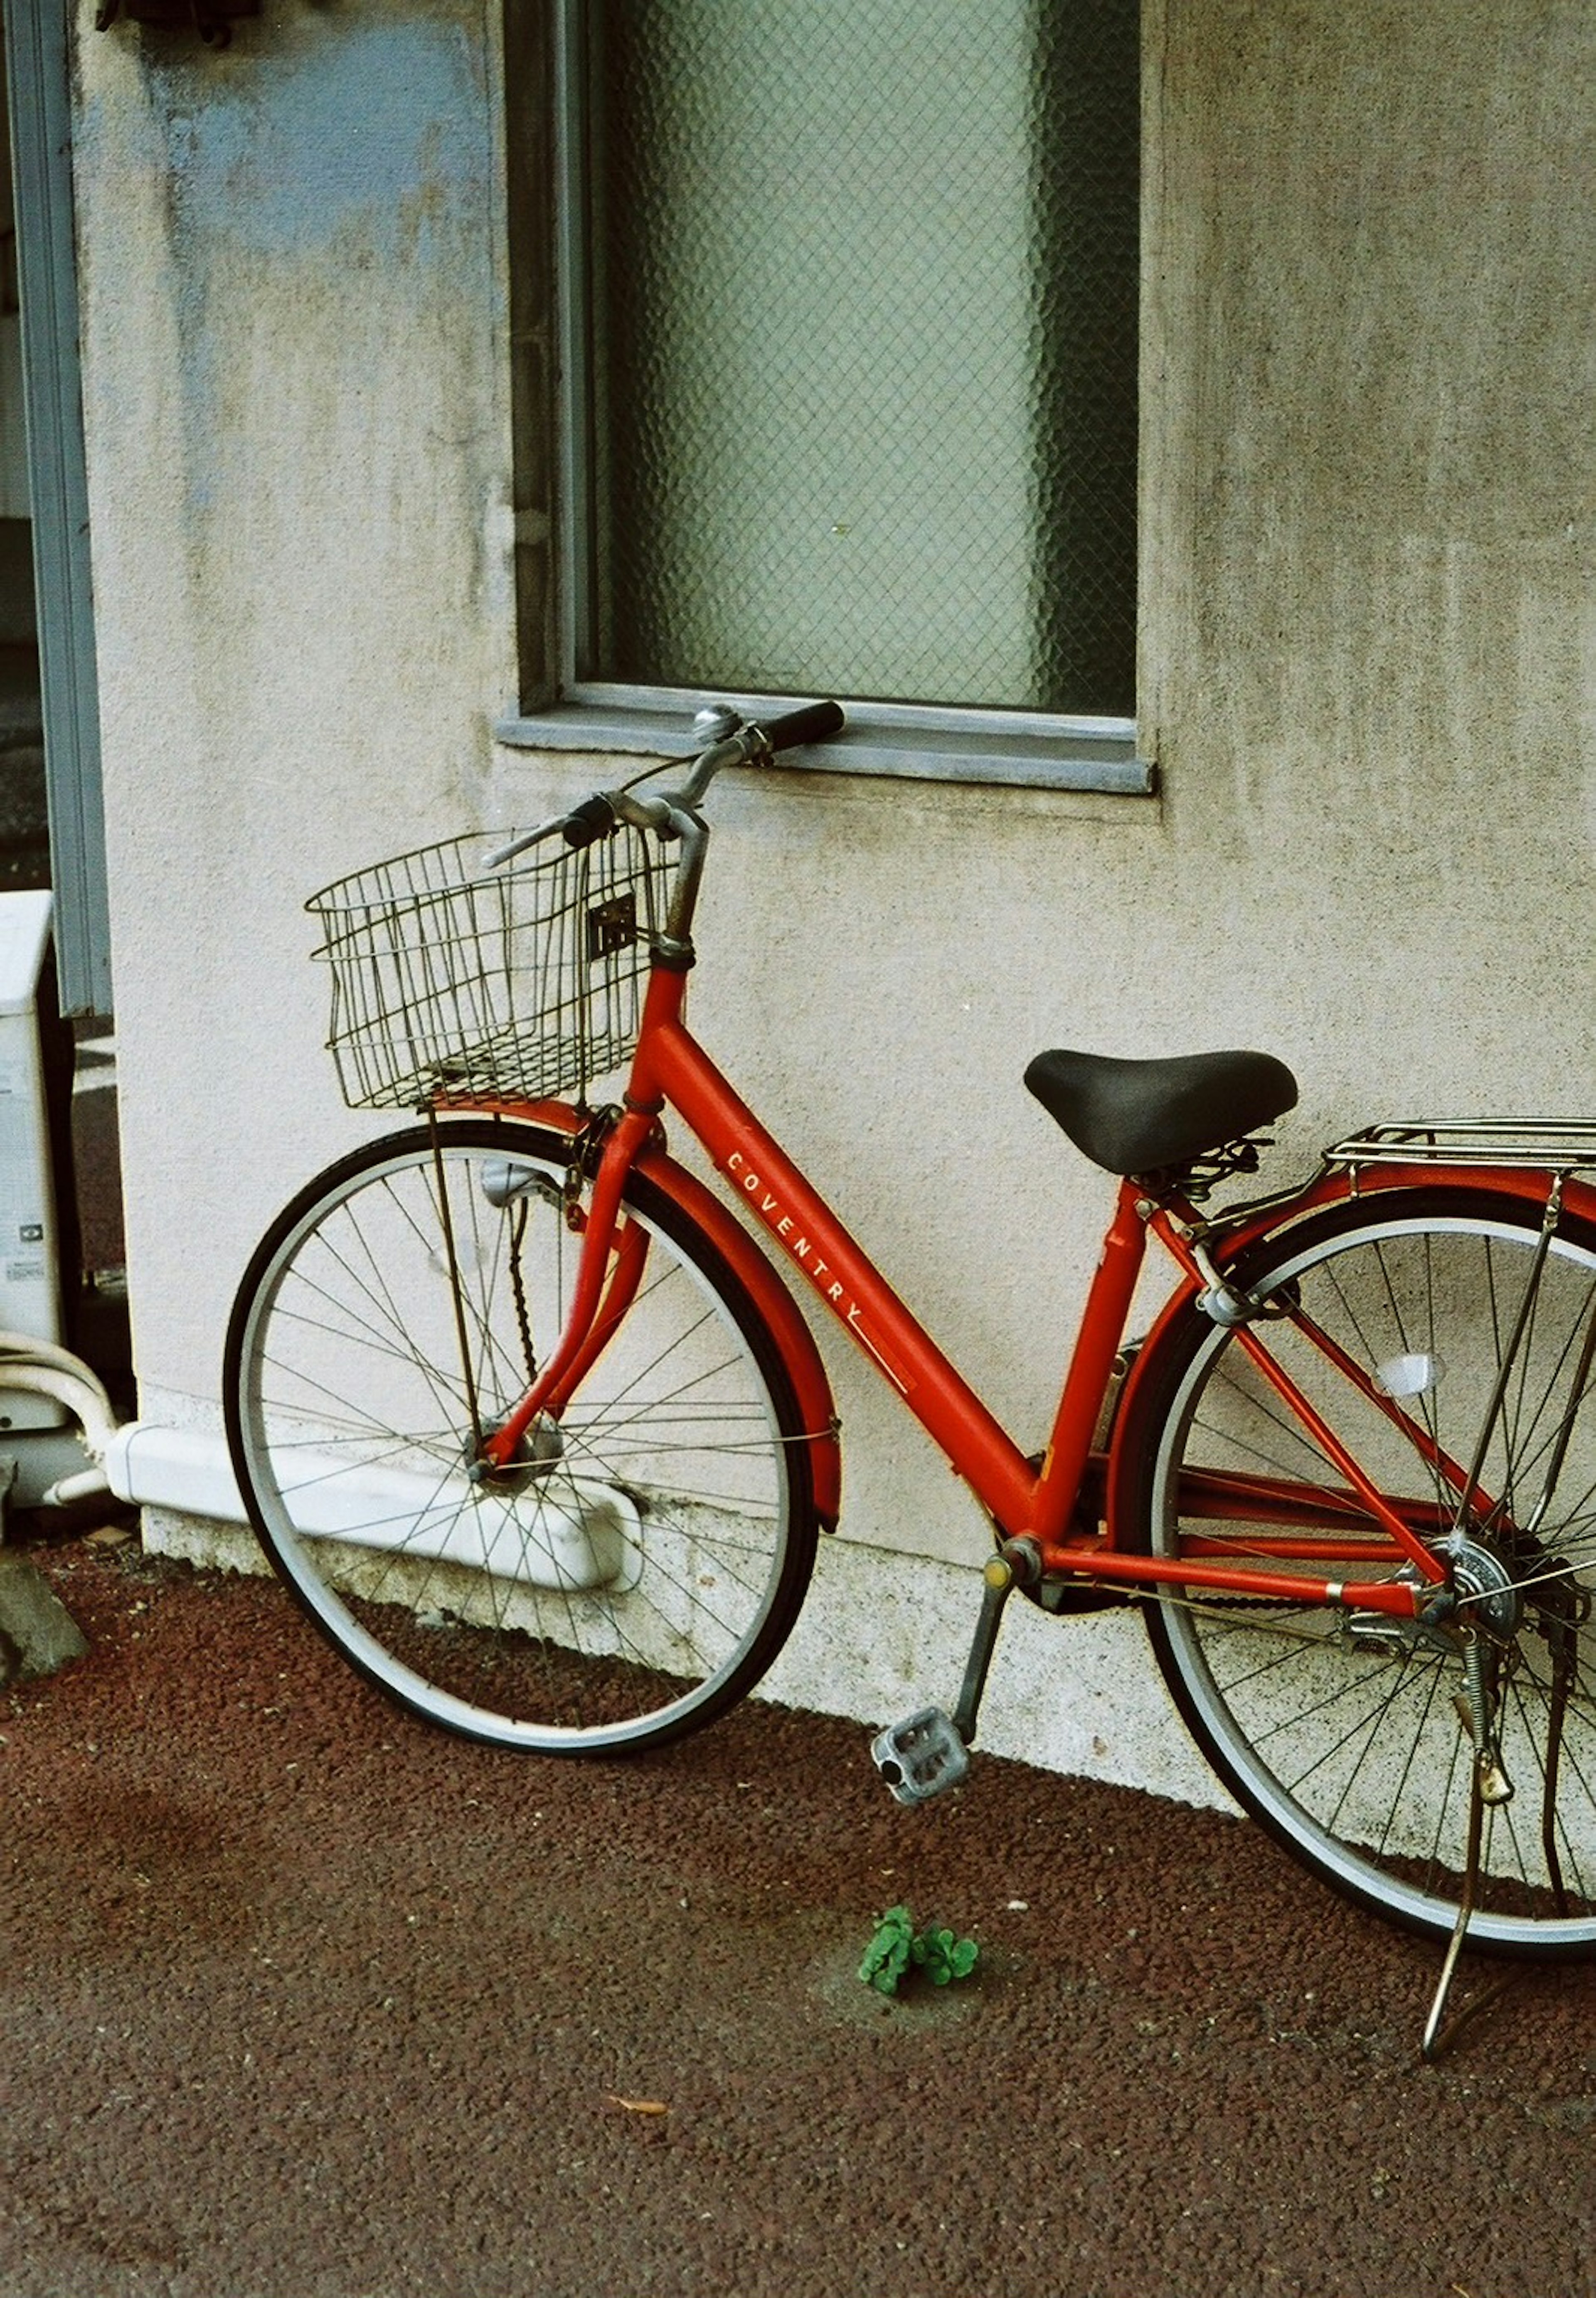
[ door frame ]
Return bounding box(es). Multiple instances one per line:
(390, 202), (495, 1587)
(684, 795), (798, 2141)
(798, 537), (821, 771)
(4, 0), (111, 1018)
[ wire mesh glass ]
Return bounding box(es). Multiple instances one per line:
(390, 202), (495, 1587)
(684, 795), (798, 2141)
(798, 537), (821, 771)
(308, 828), (676, 1112)
(577, 0), (1138, 716)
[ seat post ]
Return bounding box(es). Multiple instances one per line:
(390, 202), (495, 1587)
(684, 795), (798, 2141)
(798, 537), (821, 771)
(1030, 1178), (1149, 1540)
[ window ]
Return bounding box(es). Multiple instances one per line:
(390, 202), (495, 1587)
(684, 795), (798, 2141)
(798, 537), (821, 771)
(503, 0), (1146, 794)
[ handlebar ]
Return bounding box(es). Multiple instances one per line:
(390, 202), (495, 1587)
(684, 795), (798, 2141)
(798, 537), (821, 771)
(759, 699), (847, 752)
(485, 699), (845, 870)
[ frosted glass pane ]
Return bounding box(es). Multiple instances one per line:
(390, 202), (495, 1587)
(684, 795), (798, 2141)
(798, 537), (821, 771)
(584, 0), (1137, 715)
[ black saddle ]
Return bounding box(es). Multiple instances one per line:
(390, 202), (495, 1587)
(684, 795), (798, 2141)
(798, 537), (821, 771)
(1024, 1047), (1298, 1177)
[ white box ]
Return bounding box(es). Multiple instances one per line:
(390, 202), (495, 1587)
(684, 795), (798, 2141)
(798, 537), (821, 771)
(0, 892), (63, 1426)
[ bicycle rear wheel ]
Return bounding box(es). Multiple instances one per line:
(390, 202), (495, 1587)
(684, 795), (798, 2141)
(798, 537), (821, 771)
(1117, 1187), (1596, 1955)
(224, 1119), (820, 1752)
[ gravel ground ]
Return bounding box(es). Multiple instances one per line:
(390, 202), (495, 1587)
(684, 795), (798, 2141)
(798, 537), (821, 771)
(3, 1532), (1594, 2298)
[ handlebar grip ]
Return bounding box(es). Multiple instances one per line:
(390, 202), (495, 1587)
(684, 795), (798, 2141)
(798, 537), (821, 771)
(757, 700), (845, 754)
(562, 793), (618, 849)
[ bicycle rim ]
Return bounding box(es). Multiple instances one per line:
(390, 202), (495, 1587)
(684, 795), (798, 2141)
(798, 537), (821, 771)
(1128, 1189), (1596, 1954)
(224, 1121), (818, 1752)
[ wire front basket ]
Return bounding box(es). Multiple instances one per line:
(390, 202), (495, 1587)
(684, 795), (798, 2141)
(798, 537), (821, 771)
(308, 827), (677, 1112)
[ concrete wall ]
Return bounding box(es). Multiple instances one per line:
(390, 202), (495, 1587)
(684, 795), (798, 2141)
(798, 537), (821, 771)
(73, 0), (1594, 1803)
(74, 0), (516, 1374)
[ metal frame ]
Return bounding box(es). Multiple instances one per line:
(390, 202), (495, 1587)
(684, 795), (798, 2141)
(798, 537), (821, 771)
(469, 967), (1493, 1625)
(550, 0), (594, 709)
(525, 0), (1151, 800)
(3, 0), (112, 1016)
(1328, 1121), (1596, 1175)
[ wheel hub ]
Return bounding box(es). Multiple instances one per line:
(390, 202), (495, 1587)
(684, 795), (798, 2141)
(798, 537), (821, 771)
(1447, 1536), (1522, 1640)
(468, 1413), (565, 1493)
(1348, 1538), (1524, 1656)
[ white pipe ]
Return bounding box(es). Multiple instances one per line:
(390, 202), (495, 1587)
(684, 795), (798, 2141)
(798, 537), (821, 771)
(0, 1330), (117, 1382)
(0, 1362), (119, 1457)
(105, 1424), (246, 1523)
(102, 1421), (640, 1590)
(0, 1333), (121, 1507)
(41, 1464), (112, 1508)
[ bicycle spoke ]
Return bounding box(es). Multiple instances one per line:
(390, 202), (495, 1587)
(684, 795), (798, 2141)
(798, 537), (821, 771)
(1131, 1190), (1596, 1951)
(228, 1125), (817, 1753)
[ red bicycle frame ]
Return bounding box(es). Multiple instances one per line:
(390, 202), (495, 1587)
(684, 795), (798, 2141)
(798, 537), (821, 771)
(479, 958), (1586, 1627)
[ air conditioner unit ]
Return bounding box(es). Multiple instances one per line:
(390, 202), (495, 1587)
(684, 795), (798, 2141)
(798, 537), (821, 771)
(0, 890), (65, 1427)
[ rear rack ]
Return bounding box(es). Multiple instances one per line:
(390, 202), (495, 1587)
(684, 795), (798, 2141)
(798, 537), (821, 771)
(1326, 1121), (1596, 1175)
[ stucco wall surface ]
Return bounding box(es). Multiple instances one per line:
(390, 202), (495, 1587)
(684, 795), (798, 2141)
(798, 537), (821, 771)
(73, 0), (1595, 1802)
(72, 0), (517, 1365)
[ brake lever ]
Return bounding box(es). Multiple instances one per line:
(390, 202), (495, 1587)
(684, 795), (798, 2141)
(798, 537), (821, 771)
(485, 785), (683, 873)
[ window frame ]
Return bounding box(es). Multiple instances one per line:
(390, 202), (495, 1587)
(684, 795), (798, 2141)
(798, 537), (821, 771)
(498, 0), (1152, 799)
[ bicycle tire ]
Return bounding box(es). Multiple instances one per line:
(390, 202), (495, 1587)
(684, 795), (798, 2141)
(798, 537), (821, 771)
(1116, 1185), (1596, 1956)
(223, 1118), (820, 1753)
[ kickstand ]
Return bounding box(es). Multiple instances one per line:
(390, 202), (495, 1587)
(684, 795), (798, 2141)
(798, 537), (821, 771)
(1420, 1760), (1515, 2062)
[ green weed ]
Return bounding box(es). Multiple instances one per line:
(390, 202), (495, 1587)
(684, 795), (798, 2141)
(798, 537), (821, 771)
(859, 1904), (979, 1996)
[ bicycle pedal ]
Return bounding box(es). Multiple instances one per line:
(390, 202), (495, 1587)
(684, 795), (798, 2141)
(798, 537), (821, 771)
(870, 1708), (970, 1806)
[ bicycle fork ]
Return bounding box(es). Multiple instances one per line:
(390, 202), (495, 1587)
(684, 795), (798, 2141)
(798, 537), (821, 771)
(472, 1107), (654, 1475)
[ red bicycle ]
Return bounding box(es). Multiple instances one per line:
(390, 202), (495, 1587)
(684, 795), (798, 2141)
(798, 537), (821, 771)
(226, 701), (1596, 1990)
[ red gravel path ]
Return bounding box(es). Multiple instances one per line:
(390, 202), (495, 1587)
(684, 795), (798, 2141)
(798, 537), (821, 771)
(3, 1531), (1594, 2298)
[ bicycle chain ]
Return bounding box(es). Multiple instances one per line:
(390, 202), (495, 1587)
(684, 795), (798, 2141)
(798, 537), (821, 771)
(504, 1107), (624, 1391)
(507, 1197), (537, 1388)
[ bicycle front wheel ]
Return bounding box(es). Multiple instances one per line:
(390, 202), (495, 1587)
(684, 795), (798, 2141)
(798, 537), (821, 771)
(224, 1119), (820, 1753)
(1118, 1187), (1596, 1955)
